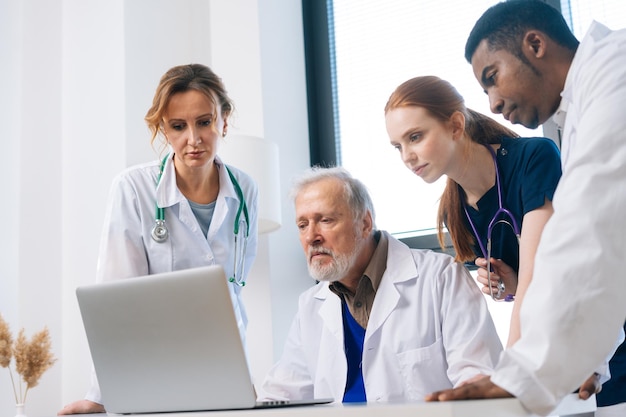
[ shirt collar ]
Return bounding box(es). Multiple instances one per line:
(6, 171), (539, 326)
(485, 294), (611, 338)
(156, 154), (236, 208)
(363, 229), (387, 292)
(552, 99), (568, 131)
(553, 20), (610, 131)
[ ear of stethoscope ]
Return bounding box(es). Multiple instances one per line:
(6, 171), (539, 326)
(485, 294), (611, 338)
(462, 145), (521, 302)
(150, 154), (250, 286)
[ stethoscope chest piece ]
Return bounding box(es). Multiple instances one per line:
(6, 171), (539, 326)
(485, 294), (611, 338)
(151, 219), (168, 243)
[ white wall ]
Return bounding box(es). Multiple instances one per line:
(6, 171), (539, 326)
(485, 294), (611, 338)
(61, 3), (126, 413)
(0, 1), (312, 415)
(1, 0), (64, 414)
(0, 0), (25, 410)
(257, 0), (315, 362)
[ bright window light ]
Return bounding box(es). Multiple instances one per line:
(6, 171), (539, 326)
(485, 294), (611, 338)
(332, 0), (541, 236)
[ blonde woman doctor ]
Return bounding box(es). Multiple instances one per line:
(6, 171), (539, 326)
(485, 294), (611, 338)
(58, 64), (258, 415)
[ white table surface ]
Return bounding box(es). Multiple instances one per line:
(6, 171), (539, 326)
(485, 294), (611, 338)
(59, 394), (595, 417)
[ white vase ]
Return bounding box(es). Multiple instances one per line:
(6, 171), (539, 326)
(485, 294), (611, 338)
(15, 403), (27, 417)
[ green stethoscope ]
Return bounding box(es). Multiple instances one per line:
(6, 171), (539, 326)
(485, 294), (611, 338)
(151, 154), (250, 286)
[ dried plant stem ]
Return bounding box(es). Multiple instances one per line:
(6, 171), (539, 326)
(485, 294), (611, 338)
(22, 387), (30, 404)
(19, 376), (24, 403)
(9, 367), (18, 404)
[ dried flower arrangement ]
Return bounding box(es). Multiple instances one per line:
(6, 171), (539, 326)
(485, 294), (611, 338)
(0, 314), (57, 406)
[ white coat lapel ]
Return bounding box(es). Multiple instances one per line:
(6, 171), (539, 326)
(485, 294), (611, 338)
(365, 234), (417, 342)
(316, 283), (344, 344)
(314, 283), (348, 398)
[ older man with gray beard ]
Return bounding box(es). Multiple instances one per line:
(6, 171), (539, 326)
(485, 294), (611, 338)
(257, 166), (503, 404)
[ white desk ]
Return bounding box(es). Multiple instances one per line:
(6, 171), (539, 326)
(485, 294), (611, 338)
(63, 394), (595, 417)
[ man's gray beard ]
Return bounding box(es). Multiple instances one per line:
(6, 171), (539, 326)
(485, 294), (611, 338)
(307, 243), (359, 282)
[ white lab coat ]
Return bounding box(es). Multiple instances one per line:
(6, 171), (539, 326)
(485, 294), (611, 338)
(86, 154), (258, 403)
(491, 21), (626, 416)
(259, 232), (502, 403)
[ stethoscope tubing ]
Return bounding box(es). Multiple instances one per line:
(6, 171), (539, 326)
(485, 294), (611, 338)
(462, 145), (521, 301)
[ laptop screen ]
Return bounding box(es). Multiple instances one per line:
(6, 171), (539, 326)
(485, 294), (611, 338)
(76, 265), (258, 413)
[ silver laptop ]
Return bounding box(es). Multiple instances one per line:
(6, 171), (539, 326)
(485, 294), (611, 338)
(76, 265), (332, 414)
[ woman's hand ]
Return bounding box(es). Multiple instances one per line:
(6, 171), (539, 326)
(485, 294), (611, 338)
(57, 400), (105, 415)
(474, 257), (518, 299)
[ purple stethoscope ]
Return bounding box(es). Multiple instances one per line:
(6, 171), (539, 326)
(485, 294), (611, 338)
(462, 145), (520, 302)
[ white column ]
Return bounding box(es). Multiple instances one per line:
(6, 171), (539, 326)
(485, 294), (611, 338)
(209, 0), (274, 386)
(60, 0), (126, 407)
(0, 0), (64, 415)
(257, 0), (313, 361)
(0, 1), (22, 323)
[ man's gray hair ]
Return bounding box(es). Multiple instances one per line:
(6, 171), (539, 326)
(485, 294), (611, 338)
(290, 166), (376, 227)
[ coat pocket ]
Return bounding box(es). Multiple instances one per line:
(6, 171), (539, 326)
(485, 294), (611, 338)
(395, 338), (452, 400)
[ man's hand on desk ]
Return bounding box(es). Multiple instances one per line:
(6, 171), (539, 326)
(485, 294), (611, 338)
(578, 372), (602, 400)
(424, 373), (601, 403)
(425, 374), (512, 401)
(57, 399), (105, 415)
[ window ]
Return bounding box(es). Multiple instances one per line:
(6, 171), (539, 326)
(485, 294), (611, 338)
(561, 0), (626, 36)
(303, 0), (625, 244)
(304, 0), (540, 242)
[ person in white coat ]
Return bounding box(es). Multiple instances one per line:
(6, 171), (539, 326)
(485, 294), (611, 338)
(427, 2), (626, 416)
(258, 166), (502, 403)
(58, 64), (258, 415)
